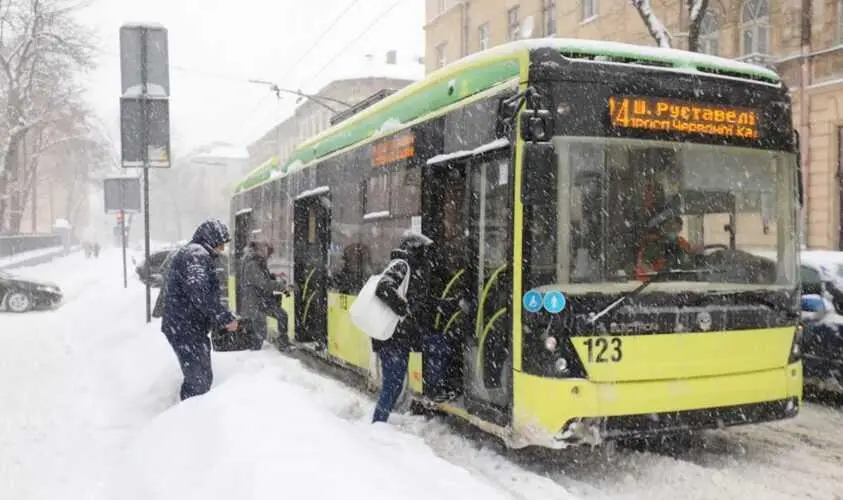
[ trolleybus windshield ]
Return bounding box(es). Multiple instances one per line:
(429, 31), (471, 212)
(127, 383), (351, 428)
(524, 137), (799, 295)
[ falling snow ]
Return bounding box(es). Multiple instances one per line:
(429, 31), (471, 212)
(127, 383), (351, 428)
(1, 250), (842, 500)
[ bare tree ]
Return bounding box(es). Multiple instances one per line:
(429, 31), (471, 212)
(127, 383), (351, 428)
(631, 0), (712, 51)
(9, 98), (93, 231)
(0, 0), (96, 232)
(686, 0), (711, 52)
(35, 127), (112, 234)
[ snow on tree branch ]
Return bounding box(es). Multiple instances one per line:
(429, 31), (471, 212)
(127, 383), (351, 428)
(686, 0), (711, 52)
(687, 0), (705, 23)
(0, 0), (98, 232)
(631, 0), (672, 48)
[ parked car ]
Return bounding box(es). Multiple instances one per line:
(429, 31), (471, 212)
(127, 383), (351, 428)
(0, 269), (63, 312)
(134, 248), (178, 287)
(750, 249), (843, 393)
(795, 251), (843, 394)
(800, 292), (843, 394)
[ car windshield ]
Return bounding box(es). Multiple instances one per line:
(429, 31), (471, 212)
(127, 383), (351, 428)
(525, 137), (799, 294)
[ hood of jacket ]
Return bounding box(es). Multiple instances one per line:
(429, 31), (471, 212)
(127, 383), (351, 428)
(390, 231), (434, 268)
(191, 218), (230, 254)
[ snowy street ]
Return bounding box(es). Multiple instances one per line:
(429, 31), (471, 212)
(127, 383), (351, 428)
(0, 250), (841, 500)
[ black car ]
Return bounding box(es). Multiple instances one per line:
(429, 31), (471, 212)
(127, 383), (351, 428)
(0, 269), (63, 312)
(134, 248), (178, 287)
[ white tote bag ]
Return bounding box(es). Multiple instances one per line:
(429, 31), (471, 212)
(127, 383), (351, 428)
(349, 259), (410, 340)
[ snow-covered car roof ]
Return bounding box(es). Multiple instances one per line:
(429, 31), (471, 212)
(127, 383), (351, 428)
(800, 250), (843, 268)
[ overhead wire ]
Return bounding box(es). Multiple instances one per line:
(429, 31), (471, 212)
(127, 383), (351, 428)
(284, 0), (365, 77)
(240, 0), (410, 144)
(300, 0), (409, 88)
(98, 0), (414, 148)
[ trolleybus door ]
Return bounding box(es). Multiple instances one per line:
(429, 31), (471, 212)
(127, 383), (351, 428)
(233, 208), (253, 314)
(293, 192), (331, 348)
(422, 160), (470, 400)
(464, 151), (513, 425)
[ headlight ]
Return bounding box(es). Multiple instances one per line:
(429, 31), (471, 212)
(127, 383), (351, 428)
(554, 357), (569, 373)
(36, 285), (59, 293)
(788, 324), (803, 363)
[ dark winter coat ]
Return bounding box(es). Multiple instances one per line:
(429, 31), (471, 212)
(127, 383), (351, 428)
(152, 251), (176, 318)
(239, 249), (285, 319)
(372, 236), (461, 353)
(161, 221), (235, 340)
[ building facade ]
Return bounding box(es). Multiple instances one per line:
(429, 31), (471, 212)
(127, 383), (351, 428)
(147, 142), (249, 242)
(247, 53), (423, 170)
(425, 0), (843, 250)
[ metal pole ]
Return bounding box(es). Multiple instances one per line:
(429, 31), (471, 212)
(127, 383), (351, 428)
(121, 208), (128, 288)
(141, 28), (152, 323)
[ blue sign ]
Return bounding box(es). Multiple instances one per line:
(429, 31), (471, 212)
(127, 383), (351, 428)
(543, 291), (566, 314)
(523, 290), (543, 313)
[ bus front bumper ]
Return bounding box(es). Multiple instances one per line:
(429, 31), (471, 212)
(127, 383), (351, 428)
(511, 362), (803, 448)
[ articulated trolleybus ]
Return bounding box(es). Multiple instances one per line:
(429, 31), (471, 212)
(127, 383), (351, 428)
(230, 39), (803, 448)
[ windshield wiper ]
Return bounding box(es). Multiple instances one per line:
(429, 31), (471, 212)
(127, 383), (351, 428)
(585, 269), (706, 325)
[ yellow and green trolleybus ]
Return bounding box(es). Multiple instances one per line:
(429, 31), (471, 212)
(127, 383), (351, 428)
(229, 38), (803, 448)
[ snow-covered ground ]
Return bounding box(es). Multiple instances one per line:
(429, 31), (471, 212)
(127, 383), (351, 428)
(1, 250), (842, 500)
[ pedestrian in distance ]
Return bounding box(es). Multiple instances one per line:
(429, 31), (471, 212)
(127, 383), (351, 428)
(161, 218), (239, 401)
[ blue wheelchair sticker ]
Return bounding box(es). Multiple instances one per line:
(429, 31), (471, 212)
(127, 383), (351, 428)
(523, 291), (543, 313)
(543, 291), (566, 314)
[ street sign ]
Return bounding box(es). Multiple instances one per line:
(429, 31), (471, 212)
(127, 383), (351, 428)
(103, 177), (141, 213)
(120, 24), (169, 97)
(119, 23), (170, 321)
(120, 96), (171, 168)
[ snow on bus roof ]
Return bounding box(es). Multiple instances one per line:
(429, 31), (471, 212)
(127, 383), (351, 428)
(450, 38), (780, 83)
(235, 39), (781, 194)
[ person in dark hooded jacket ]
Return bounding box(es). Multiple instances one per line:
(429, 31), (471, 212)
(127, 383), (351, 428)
(162, 218), (238, 400)
(370, 231), (461, 423)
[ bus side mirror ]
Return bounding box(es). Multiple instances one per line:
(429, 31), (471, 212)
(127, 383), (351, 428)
(520, 109), (554, 143)
(521, 143), (557, 205)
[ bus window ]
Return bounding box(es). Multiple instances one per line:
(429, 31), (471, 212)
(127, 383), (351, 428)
(365, 173), (390, 215)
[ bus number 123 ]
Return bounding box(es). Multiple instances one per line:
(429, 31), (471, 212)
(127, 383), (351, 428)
(584, 337), (623, 363)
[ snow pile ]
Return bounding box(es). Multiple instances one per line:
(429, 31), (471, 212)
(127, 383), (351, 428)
(0, 245), (67, 269)
(0, 248), (582, 500)
(111, 370), (513, 500)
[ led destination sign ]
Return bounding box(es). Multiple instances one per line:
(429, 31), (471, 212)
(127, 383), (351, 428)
(372, 132), (415, 167)
(608, 96), (760, 139)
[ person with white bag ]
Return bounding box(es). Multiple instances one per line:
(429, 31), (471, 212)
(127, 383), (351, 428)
(367, 231), (459, 423)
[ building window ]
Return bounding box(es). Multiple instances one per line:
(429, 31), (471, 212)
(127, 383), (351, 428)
(741, 0), (770, 56)
(507, 6), (520, 41)
(436, 42), (447, 69)
(582, 0), (597, 21)
(544, 0), (557, 36)
(699, 9), (719, 56)
(478, 23), (490, 50)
